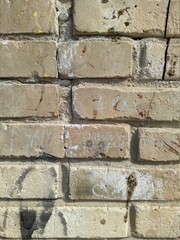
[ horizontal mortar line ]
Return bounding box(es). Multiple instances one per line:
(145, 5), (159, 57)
(0, 199), (179, 205)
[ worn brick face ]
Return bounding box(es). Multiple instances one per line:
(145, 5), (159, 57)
(0, 207), (128, 238)
(74, 0), (168, 37)
(0, 165), (62, 199)
(167, 0), (180, 37)
(65, 124), (131, 158)
(69, 166), (180, 201)
(0, 41), (57, 78)
(0, 0), (57, 34)
(0, 123), (64, 158)
(140, 40), (167, 80)
(138, 128), (180, 162)
(73, 86), (179, 121)
(165, 39), (180, 80)
(134, 205), (180, 238)
(0, 0), (179, 239)
(58, 40), (133, 78)
(0, 84), (60, 118)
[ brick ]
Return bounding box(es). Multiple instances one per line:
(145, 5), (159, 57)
(134, 205), (180, 238)
(138, 128), (180, 162)
(0, 41), (57, 78)
(73, 0), (168, 37)
(73, 86), (179, 121)
(69, 166), (179, 201)
(0, 165), (61, 199)
(0, 123), (64, 158)
(65, 124), (130, 158)
(166, 0), (180, 37)
(140, 40), (167, 79)
(0, 206), (128, 238)
(58, 40), (133, 78)
(0, 84), (60, 118)
(0, 0), (57, 35)
(165, 39), (180, 80)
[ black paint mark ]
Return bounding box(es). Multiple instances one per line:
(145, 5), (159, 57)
(124, 173), (137, 223)
(58, 212), (68, 236)
(20, 209), (36, 239)
(15, 167), (34, 192)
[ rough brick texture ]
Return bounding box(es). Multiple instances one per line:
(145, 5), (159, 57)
(0, 84), (60, 118)
(58, 40), (133, 78)
(69, 166), (179, 201)
(65, 124), (130, 158)
(138, 128), (180, 162)
(134, 205), (180, 238)
(73, 85), (179, 121)
(0, 0), (57, 34)
(0, 165), (62, 199)
(0, 207), (128, 238)
(165, 39), (180, 80)
(74, 0), (168, 37)
(0, 0), (179, 239)
(0, 41), (57, 78)
(0, 123), (64, 158)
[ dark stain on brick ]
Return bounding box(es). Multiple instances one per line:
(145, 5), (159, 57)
(124, 173), (137, 223)
(137, 93), (143, 99)
(20, 209), (37, 239)
(82, 46), (87, 53)
(98, 141), (105, 149)
(124, 22), (130, 26)
(58, 212), (68, 236)
(101, 0), (108, 3)
(86, 140), (93, 148)
(15, 167), (34, 192)
(108, 27), (115, 32)
(100, 218), (106, 224)
(49, 167), (57, 178)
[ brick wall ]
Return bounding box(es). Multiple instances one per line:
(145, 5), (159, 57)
(0, 0), (179, 239)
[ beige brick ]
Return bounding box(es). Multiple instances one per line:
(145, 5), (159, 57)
(65, 124), (130, 158)
(0, 84), (59, 118)
(0, 0), (57, 34)
(165, 39), (180, 80)
(139, 128), (180, 162)
(140, 40), (167, 79)
(167, 0), (180, 37)
(58, 40), (133, 78)
(0, 206), (128, 238)
(69, 166), (179, 201)
(0, 123), (64, 158)
(73, 86), (179, 122)
(0, 41), (57, 78)
(74, 0), (168, 37)
(0, 165), (61, 199)
(134, 205), (180, 238)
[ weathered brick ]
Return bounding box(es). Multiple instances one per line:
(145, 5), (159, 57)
(0, 84), (60, 118)
(65, 124), (130, 158)
(140, 40), (167, 79)
(0, 165), (61, 199)
(0, 41), (57, 78)
(0, 123), (64, 158)
(69, 166), (179, 201)
(134, 205), (180, 238)
(58, 40), (133, 78)
(165, 39), (180, 80)
(138, 128), (180, 162)
(166, 0), (180, 37)
(74, 0), (168, 37)
(0, 206), (128, 238)
(73, 86), (179, 121)
(0, 0), (57, 34)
